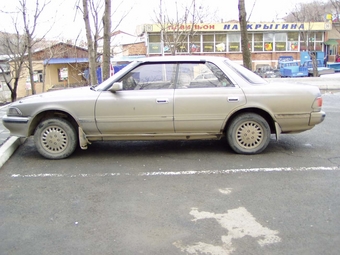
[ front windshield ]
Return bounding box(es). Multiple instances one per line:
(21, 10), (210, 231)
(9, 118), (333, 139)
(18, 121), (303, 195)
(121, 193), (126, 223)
(94, 61), (140, 91)
(224, 60), (267, 84)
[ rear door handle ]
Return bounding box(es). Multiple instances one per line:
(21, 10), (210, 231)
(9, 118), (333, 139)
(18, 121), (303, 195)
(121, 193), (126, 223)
(156, 98), (169, 104)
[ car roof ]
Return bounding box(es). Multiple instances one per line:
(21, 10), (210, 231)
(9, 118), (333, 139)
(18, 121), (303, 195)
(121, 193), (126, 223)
(134, 55), (230, 63)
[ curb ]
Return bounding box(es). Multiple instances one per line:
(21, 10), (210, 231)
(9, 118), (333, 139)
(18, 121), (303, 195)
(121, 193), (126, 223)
(0, 137), (26, 169)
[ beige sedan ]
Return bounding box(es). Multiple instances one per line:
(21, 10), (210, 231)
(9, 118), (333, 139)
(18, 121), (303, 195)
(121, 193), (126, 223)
(3, 56), (325, 159)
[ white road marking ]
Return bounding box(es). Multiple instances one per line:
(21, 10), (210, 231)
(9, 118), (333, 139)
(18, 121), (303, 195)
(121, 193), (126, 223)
(219, 188), (232, 195)
(10, 166), (339, 178)
(174, 207), (281, 255)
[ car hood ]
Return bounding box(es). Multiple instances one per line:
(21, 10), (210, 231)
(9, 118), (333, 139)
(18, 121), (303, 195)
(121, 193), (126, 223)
(7, 86), (100, 118)
(16, 87), (93, 103)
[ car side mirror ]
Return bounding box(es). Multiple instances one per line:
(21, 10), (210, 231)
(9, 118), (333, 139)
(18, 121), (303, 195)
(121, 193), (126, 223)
(109, 82), (123, 92)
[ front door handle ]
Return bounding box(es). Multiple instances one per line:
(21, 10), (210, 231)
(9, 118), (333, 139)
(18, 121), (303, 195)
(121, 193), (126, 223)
(228, 97), (239, 102)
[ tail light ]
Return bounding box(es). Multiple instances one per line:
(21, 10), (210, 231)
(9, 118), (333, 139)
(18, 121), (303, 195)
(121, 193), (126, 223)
(312, 96), (323, 110)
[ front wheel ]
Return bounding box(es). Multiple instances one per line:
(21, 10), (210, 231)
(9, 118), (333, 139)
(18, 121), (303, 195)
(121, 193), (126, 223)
(34, 118), (77, 159)
(226, 113), (271, 154)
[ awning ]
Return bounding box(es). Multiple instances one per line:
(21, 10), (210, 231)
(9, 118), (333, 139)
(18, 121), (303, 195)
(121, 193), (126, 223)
(324, 39), (339, 46)
(43, 58), (88, 65)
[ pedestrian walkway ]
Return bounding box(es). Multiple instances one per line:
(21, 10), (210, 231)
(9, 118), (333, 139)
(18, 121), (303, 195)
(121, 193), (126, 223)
(0, 104), (10, 146)
(0, 104), (24, 168)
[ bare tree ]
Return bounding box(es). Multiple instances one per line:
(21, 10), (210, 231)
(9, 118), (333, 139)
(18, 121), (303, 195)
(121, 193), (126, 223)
(330, 0), (340, 33)
(284, 1), (330, 22)
(20, 0), (51, 94)
(0, 0), (52, 99)
(0, 31), (27, 102)
(286, 1), (330, 76)
(238, 0), (252, 70)
(154, 0), (216, 55)
(82, 0), (99, 86)
(78, 0), (130, 85)
(102, 0), (111, 81)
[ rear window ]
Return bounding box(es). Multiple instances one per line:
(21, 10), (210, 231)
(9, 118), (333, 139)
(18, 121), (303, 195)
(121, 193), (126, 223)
(224, 60), (267, 84)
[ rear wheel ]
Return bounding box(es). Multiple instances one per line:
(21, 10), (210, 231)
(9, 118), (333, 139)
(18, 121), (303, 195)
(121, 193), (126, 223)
(34, 118), (77, 159)
(227, 113), (271, 154)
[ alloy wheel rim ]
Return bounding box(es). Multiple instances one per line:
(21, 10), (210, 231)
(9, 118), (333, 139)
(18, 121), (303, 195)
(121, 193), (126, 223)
(41, 126), (68, 153)
(236, 121), (263, 149)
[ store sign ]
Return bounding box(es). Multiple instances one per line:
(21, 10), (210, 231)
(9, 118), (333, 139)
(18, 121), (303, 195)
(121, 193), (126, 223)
(224, 23), (306, 30)
(151, 22), (331, 32)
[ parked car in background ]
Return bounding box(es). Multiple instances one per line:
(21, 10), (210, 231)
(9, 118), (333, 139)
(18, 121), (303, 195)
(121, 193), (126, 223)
(278, 60), (308, 78)
(301, 59), (335, 77)
(254, 64), (280, 78)
(2, 56), (326, 159)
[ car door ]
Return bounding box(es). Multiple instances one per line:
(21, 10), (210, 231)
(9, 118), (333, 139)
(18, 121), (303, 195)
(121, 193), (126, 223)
(95, 62), (176, 134)
(173, 62), (246, 133)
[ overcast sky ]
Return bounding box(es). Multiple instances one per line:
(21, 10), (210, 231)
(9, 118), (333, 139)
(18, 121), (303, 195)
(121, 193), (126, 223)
(0, 0), (326, 42)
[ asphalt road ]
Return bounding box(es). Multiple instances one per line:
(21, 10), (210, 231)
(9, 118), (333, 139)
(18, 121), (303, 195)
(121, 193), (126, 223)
(0, 92), (340, 255)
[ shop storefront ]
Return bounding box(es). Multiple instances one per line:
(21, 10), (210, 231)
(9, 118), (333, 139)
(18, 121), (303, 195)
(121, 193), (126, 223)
(140, 22), (332, 70)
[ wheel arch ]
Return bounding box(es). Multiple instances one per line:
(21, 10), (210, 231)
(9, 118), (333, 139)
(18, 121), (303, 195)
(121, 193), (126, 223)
(224, 108), (276, 135)
(28, 110), (79, 136)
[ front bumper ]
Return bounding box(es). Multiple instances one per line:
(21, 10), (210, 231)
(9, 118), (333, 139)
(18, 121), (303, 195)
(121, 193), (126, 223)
(2, 115), (31, 137)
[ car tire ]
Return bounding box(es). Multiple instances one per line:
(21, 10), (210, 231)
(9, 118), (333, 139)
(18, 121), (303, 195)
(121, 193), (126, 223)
(34, 118), (77, 159)
(227, 113), (271, 154)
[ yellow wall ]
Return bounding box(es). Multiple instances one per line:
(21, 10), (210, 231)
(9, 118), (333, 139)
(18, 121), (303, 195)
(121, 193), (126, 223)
(14, 61), (88, 99)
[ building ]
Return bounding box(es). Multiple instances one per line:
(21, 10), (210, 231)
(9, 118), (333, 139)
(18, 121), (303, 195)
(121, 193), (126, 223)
(13, 42), (89, 99)
(324, 19), (340, 62)
(136, 21), (335, 70)
(0, 55), (11, 103)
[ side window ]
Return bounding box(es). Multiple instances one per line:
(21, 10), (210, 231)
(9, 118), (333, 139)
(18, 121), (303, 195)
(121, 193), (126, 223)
(177, 62), (234, 89)
(119, 63), (177, 90)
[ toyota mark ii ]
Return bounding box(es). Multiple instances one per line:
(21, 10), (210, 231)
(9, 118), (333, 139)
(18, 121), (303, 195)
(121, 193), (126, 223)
(2, 56), (326, 159)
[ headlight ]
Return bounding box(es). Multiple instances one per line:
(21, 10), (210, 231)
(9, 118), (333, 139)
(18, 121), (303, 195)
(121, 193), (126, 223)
(7, 107), (23, 117)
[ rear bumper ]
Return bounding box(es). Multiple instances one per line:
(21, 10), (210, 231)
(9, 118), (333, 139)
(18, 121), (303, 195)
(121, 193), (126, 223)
(309, 111), (326, 126)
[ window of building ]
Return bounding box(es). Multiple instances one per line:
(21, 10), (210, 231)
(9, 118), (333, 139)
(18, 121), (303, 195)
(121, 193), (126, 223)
(228, 33), (241, 52)
(315, 32), (323, 51)
(58, 68), (68, 82)
(176, 35), (188, 53)
(215, 34), (226, 52)
(253, 33), (263, 52)
(299, 32), (323, 51)
(189, 34), (201, 53)
(248, 34), (253, 51)
(148, 34), (162, 54)
(164, 34), (174, 53)
(315, 32), (323, 41)
(274, 33), (287, 51)
(147, 28), (326, 54)
(263, 33), (274, 51)
(203, 34), (214, 52)
(34, 70), (43, 83)
(287, 32), (299, 51)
